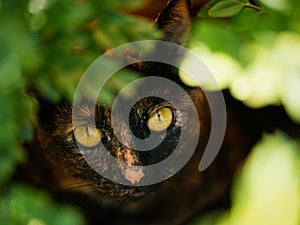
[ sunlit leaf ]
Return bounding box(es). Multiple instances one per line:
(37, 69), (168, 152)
(188, 132), (300, 225)
(229, 132), (300, 225)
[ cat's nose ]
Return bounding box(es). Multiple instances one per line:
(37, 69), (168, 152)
(122, 166), (144, 185)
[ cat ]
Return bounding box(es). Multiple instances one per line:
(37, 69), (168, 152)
(18, 0), (299, 225)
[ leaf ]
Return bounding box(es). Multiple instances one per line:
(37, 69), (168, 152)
(208, 0), (246, 18)
(230, 131), (300, 225)
(199, 132), (300, 225)
(0, 184), (85, 225)
(197, 0), (222, 17)
(191, 21), (242, 60)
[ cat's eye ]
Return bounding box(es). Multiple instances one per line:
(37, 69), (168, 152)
(73, 125), (102, 147)
(147, 107), (173, 132)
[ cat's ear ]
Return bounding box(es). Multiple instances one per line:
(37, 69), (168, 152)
(112, 0), (192, 83)
(155, 0), (192, 45)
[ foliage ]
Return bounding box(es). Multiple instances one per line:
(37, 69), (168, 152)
(207, 0), (262, 18)
(181, 0), (300, 123)
(0, 184), (85, 225)
(0, 0), (159, 224)
(189, 131), (300, 225)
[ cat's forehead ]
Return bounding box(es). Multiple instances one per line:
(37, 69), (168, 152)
(73, 103), (111, 122)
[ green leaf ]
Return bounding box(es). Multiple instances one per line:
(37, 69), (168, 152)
(197, 0), (222, 17)
(229, 131), (300, 225)
(208, 0), (246, 18)
(191, 132), (300, 225)
(191, 21), (242, 60)
(0, 184), (85, 225)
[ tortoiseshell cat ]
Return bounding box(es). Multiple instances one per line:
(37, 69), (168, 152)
(18, 0), (298, 225)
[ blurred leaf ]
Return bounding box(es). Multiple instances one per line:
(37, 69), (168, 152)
(229, 131), (300, 225)
(0, 0), (159, 104)
(276, 32), (300, 123)
(191, 20), (242, 61)
(179, 45), (242, 90)
(0, 184), (85, 225)
(191, 0), (300, 114)
(191, 131), (300, 225)
(228, 31), (300, 110)
(259, 0), (292, 14)
(0, 87), (32, 185)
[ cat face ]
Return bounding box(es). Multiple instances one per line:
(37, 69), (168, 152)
(38, 84), (205, 201)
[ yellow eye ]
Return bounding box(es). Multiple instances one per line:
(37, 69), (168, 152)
(73, 125), (102, 147)
(147, 107), (173, 132)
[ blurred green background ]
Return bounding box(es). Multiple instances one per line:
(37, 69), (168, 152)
(0, 0), (299, 225)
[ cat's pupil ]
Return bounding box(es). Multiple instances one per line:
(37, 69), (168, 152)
(85, 126), (89, 137)
(157, 112), (162, 121)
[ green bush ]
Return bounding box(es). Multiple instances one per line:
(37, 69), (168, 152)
(0, 0), (158, 224)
